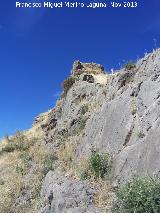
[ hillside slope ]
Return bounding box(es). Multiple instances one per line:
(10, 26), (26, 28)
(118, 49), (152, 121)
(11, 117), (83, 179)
(0, 49), (160, 213)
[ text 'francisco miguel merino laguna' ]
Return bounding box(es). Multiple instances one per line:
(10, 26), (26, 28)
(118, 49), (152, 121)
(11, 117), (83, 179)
(16, 1), (108, 8)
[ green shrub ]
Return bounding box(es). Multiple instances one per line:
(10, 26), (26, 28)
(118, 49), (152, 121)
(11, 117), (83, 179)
(79, 118), (87, 131)
(19, 152), (33, 166)
(16, 165), (25, 176)
(89, 150), (111, 179)
(43, 154), (56, 175)
(62, 77), (76, 96)
(1, 132), (37, 154)
(80, 104), (89, 115)
(112, 177), (160, 213)
(70, 117), (87, 136)
(124, 61), (136, 70)
(0, 179), (4, 185)
(1, 143), (16, 153)
(81, 150), (111, 180)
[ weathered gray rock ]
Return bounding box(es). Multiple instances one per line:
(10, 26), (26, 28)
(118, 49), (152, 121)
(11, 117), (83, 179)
(75, 49), (160, 184)
(39, 170), (101, 213)
(27, 49), (160, 211)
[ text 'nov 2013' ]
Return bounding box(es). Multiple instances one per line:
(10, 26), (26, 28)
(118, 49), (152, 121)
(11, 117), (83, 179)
(15, 1), (138, 9)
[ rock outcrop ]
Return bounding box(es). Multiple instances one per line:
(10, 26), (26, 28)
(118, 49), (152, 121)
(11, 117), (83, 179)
(36, 50), (160, 211)
(72, 60), (105, 76)
(1, 49), (160, 213)
(39, 170), (101, 213)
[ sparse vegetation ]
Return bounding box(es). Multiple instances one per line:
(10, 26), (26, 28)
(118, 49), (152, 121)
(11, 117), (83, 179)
(0, 131), (56, 213)
(70, 117), (88, 136)
(62, 76), (76, 96)
(80, 104), (89, 115)
(112, 177), (160, 213)
(130, 101), (137, 115)
(80, 150), (111, 180)
(43, 155), (55, 175)
(79, 118), (87, 131)
(94, 179), (114, 211)
(58, 143), (112, 185)
(137, 131), (145, 138)
(89, 150), (111, 179)
(58, 142), (76, 171)
(0, 131), (37, 155)
(124, 61), (136, 70)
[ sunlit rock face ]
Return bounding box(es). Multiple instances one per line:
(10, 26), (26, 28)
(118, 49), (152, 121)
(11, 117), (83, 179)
(31, 49), (160, 212)
(1, 49), (160, 213)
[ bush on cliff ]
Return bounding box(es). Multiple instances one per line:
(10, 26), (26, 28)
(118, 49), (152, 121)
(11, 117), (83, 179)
(81, 150), (111, 180)
(124, 61), (136, 70)
(112, 177), (160, 213)
(0, 131), (36, 154)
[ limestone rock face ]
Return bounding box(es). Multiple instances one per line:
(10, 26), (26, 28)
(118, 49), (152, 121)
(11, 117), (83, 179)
(8, 49), (160, 212)
(76, 49), (160, 184)
(39, 170), (101, 213)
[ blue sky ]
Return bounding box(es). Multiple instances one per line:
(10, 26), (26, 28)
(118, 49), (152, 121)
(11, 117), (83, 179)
(0, 0), (160, 138)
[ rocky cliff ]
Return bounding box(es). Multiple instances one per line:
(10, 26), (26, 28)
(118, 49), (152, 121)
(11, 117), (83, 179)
(0, 49), (160, 213)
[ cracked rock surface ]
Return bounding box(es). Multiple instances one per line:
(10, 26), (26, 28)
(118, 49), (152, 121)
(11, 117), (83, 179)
(5, 49), (160, 212)
(39, 170), (101, 213)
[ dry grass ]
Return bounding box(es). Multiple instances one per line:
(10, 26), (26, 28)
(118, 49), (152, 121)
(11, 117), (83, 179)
(57, 141), (90, 180)
(76, 156), (90, 178)
(0, 132), (55, 213)
(0, 133), (113, 213)
(94, 178), (114, 212)
(130, 98), (137, 115)
(49, 140), (114, 213)
(0, 151), (23, 213)
(62, 151), (114, 212)
(58, 141), (76, 172)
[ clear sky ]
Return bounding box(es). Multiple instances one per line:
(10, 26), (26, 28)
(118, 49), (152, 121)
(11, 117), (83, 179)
(0, 0), (160, 138)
